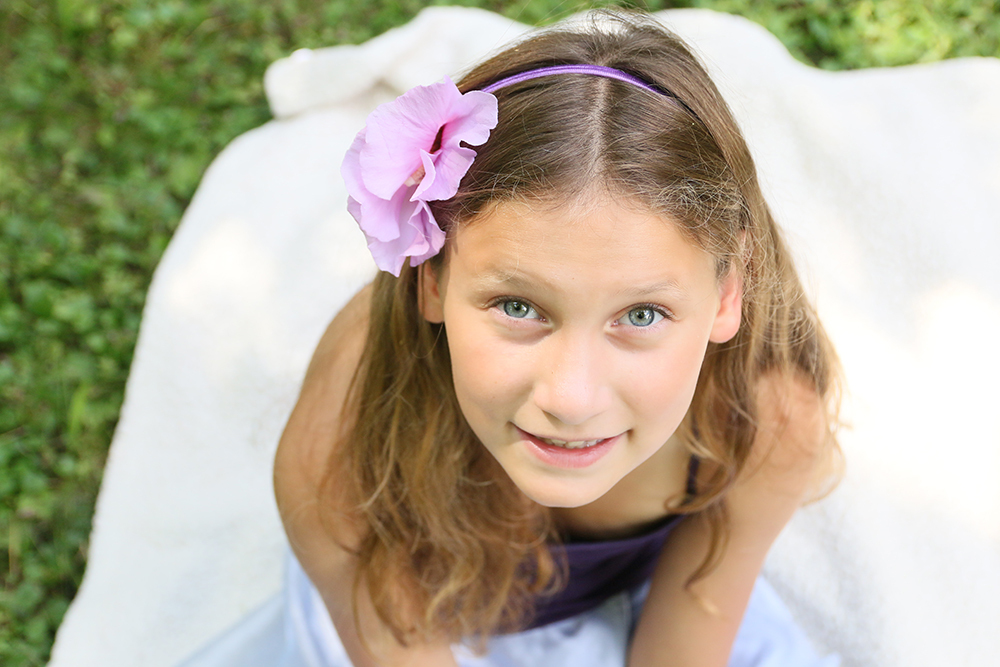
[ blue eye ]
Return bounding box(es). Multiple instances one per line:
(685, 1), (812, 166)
(501, 300), (538, 319)
(624, 306), (665, 327)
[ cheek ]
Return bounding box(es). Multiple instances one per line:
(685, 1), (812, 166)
(624, 334), (710, 423)
(446, 319), (529, 422)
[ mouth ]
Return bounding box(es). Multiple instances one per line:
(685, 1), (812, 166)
(515, 427), (620, 468)
(534, 436), (606, 449)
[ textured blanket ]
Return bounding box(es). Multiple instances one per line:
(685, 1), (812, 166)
(49, 7), (1000, 667)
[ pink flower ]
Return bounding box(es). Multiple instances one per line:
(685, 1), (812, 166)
(341, 77), (498, 276)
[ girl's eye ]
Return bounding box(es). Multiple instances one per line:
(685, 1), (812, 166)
(621, 306), (666, 328)
(500, 300), (539, 320)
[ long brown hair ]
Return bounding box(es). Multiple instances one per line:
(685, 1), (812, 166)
(323, 9), (842, 648)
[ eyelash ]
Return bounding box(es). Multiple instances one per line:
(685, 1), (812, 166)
(489, 298), (674, 327)
(616, 303), (675, 328)
(489, 297), (543, 322)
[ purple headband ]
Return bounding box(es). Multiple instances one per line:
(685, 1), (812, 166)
(482, 64), (662, 95)
(341, 65), (669, 276)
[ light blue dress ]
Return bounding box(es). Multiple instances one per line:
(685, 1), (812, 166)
(179, 551), (839, 667)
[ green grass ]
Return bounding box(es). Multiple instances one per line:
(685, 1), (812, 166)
(1, 0), (997, 664)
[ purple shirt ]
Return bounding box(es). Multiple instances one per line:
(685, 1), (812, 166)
(523, 457), (698, 630)
(525, 513), (685, 629)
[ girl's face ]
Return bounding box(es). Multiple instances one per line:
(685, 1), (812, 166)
(421, 196), (741, 508)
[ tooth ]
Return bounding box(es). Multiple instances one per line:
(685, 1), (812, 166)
(540, 437), (601, 449)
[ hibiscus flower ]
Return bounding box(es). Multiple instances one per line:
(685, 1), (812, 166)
(341, 77), (499, 276)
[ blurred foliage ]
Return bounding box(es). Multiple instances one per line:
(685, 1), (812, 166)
(672, 0), (1000, 69)
(0, 0), (996, 664)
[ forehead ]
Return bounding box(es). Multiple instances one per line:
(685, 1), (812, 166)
(447, 197), (717, 297)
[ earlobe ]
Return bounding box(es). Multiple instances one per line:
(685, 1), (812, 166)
(418, 262), (446, 323)
(709, 270), (742, 343)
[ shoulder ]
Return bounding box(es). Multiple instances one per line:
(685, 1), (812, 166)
(272, 284), (460, 665)
(749, 371), (838, 494)
(753, 372), (827, 464)
(629, 373), (837, 665)
(274, 283), (372, 553)
(725, 370), (837, 534)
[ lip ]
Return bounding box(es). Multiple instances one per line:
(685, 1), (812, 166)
(515, 426), (620, 469)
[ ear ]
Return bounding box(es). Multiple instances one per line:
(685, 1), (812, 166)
(709, 269), (742, 343)
(418, 261), (446, 323)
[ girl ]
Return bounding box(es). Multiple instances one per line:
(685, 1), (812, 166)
(274, 10), (841, 667)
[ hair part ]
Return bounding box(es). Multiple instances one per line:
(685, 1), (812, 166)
(323, 8), (843, 648)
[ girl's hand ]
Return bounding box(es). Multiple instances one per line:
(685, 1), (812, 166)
(628, 373), (829, 667)
(274, 285), (460, 667)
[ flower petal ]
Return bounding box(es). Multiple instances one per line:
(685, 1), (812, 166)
(416, 146), (477, 202)
(360, 78), (466, 200)
(412, 149), (438, 201)
(366, 218), (417, 276)
(340, 129), (369, 204)
(440, 90), (498, 149)
(406, 202), (447, 267)
(363, 201), (444, 276)
(360, 185), (419, 243)
(341, 77), (498, 274)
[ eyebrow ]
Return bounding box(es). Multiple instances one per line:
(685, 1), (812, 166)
(472, 268), (690, 301)
(471, 270), (537, 293)
(612, 279), (689, 300)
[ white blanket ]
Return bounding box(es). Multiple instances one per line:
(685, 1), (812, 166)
(49, 7), (1000, 667)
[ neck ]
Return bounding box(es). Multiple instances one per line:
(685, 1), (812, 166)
(550, 436), (690, 540)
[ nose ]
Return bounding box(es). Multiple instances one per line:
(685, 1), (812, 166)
(531, 329), (613, 427)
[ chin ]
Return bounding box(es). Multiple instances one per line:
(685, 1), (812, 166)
(516, 476), (611, 509)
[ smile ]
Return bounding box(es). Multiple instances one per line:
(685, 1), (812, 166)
(536, 437), (604, 449)
(515, 427), (620, 469)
